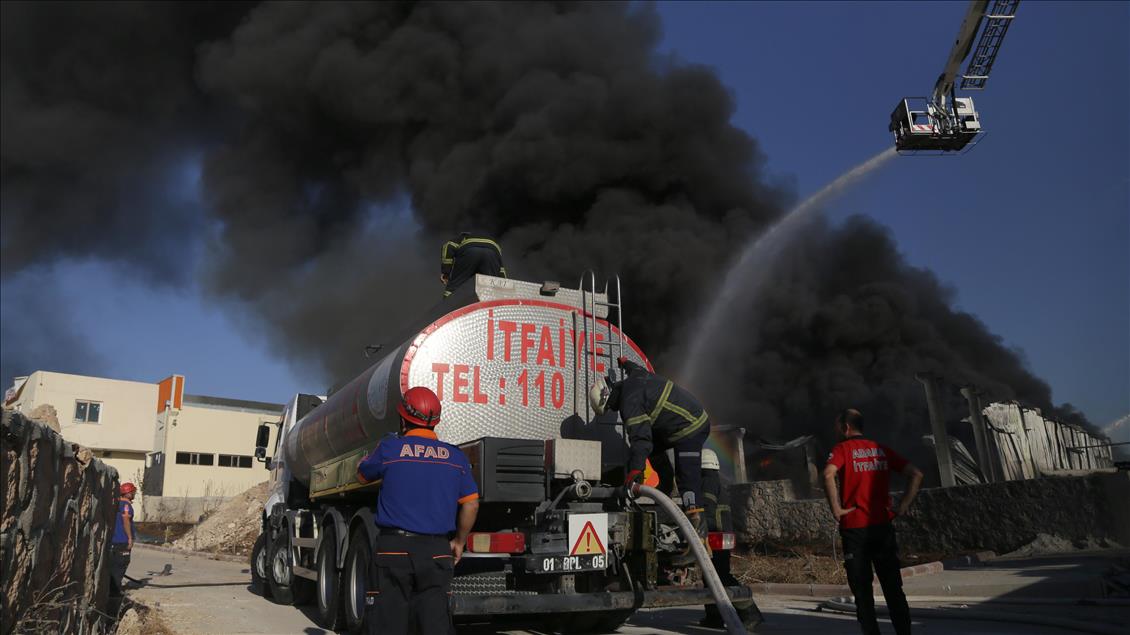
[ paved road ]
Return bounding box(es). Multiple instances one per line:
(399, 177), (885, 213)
(127, 546), (1125, 634)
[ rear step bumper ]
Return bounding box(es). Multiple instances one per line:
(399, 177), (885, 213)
(451, 584), (754, 616)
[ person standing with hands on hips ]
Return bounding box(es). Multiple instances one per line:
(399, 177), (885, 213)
(823, 409), (924, 635)
(356, 386), (479, 635)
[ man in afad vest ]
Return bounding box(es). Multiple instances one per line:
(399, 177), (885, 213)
(110, 482), (137, 596)
(356, 386), (479, 635)
(823, 409), (924, 635)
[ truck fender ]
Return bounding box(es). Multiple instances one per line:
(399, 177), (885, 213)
(319, 508), (351, 570)
(347, 508), (377, 558)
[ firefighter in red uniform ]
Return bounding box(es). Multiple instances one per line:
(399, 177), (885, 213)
(823, 409), (924, 635)
(356, 387), (480, 635)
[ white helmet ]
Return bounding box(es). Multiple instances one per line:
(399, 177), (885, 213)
(701, 448), (720, 471)
(589, 376), (611, 415)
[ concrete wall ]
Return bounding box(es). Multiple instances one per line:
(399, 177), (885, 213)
(1, 409), (118, 635)
(732, 472), (1129, 555)
(139, 494), (233, 524)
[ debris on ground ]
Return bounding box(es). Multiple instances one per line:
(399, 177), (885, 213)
(732, 547), (848, 585)
(1003, 533), (1122, 558)
(170, 482), (268, 557)
(113, 599), (175, 635)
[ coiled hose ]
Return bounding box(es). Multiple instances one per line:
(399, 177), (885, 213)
(631, 483), (747, 635)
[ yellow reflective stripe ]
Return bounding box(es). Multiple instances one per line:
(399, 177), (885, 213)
(499, 267), (507, 278)
(717, 505), (731, 511)
(625, 414), (650, 426)
(662, 401), (699, 423)
(443, 290), (452, 297)
(667, 410), (708, 442)
(441, 241), (457, 265)
(703, 492), (718, 502)
(459, 237), (502, 254)
(648, 381), (673, 422)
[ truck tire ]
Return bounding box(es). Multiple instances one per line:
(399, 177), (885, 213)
(315, 525), (344, 630)
(267, 529), (314, 605)
(251, 533), (272, 599)
(341, 527), (372, 634)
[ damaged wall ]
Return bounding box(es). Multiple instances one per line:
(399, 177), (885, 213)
(732, 472), (1130, 556)
(1, 409), (119, 634)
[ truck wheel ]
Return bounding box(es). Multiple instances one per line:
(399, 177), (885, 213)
(315, 525), (344, 630)
(267, 531), (297, 605)
(341, 527), (372, 634)
(251, 533), (272, 599)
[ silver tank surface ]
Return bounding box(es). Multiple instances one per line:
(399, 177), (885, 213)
(281, 275), (650, 485)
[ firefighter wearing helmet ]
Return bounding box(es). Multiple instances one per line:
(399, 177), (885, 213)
(590, 357), (712, 565)
(109, 482), (137, 599)
(356, 386), (479, 635)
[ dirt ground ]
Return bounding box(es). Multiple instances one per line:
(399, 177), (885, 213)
(731, 543), (961, 585)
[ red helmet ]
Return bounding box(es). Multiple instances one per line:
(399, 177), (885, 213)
(120, 482), (137, 496)
(398, 387), (441, 428)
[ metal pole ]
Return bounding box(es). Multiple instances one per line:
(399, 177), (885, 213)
(732, 427), (748, 484)
(917, 372), (956, 487)
(960, 387), (997, 483)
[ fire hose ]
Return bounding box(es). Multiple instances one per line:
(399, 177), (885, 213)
(630, 483), (748, 635)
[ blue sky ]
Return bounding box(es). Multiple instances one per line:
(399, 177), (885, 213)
(3, 2), (1127, 425)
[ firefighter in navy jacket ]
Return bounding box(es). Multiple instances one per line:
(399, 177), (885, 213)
(440, 232), (506, 297)
(356, 386), (479, 635)
(590, 358), (711, 558)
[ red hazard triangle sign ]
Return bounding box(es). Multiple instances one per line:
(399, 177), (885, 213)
(570, 520), (606, 555)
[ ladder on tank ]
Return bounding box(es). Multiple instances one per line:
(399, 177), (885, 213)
(577, 272), (627, 442)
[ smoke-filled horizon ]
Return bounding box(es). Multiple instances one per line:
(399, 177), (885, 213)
(1, 2), (1094, 453)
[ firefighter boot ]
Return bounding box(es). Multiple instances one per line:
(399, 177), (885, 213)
(671, 509), (710, 567)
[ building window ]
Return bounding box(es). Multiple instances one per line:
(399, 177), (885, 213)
(74, 400), (102, 423)
(175, 452), (214, 466)
(218, 454), (253, 468)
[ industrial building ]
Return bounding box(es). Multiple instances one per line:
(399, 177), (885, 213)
(5, 371), (281, 521)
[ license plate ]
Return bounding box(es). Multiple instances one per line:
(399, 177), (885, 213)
(528, 553), (607, 574)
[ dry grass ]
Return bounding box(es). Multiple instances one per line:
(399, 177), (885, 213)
(731, 547), (848, 585)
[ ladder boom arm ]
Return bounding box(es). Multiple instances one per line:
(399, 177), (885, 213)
(932, 0), (989, 105)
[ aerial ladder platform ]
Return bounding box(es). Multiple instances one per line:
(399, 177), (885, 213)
(890, 0), (1020, 153)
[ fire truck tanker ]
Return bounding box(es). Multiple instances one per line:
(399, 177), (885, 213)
(250, 274), (757, 633)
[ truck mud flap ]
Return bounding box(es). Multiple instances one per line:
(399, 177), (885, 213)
(451, 584), (753, 616)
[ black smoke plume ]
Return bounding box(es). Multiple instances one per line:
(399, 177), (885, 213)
(1, 3), (1091, 456)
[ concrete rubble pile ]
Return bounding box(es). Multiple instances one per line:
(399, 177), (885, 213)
(171, 481), (268, 556)
(1, 408), (119, 635)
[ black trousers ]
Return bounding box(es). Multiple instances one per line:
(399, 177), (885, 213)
(840, 523), (911, 635)
(651, 424), (710, 509)
(368, 534), (454, 635)
(109, 544), (131, 596)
